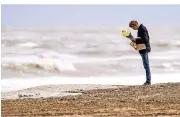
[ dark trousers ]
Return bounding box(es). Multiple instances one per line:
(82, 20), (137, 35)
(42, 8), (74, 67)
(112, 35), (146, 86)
(140, 53), (151, 83)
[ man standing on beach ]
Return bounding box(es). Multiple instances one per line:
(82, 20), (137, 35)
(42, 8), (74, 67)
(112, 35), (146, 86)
(129, 20), (151, 85)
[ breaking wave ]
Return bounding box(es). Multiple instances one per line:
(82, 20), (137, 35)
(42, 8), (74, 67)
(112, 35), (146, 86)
(2, 53), (77, 73)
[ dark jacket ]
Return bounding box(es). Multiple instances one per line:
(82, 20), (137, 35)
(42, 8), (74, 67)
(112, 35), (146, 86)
(136, 24), (151, 53)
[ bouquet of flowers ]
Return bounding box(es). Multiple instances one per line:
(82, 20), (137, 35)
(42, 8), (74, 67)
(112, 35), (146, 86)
(121, 30), (136, 48)
(121, 30), (133, 40)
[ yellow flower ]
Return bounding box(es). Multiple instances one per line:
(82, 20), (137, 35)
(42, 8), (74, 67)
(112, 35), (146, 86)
(121, 30), (131, 37)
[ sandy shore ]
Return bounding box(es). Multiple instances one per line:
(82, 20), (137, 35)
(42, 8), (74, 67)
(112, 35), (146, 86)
(2, 83), (180, 116)
(1, 84), (119, 100)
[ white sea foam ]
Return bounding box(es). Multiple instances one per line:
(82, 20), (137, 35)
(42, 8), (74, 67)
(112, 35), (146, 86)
(17, 42), (38, 48)
(1, 73), (180, 92)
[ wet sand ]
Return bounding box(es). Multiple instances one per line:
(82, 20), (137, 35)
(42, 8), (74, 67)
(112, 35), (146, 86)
(2, 83), (180, 116)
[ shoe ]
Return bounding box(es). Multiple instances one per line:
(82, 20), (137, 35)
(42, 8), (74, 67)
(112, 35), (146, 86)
(143, 82), (151, 85)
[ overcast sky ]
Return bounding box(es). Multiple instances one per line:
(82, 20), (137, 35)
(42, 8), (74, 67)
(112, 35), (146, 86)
(2, 5), (180, 27)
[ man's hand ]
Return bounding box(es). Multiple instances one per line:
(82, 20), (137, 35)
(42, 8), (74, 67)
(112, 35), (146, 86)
(132, 37), (141, 42)
(132, 38), (136, 42)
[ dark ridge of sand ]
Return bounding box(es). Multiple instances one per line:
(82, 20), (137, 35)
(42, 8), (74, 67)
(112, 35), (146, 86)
(2, 83), (180, 116)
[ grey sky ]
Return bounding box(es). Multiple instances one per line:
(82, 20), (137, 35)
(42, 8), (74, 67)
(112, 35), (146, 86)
(1, 5), (180, 27)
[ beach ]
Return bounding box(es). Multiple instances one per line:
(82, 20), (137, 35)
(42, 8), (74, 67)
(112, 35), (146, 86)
(2, 83), (180, 116)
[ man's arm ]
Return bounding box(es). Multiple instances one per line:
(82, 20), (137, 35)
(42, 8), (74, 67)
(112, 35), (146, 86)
(135, 30), (149, 44)
(131, 37), (139, 41)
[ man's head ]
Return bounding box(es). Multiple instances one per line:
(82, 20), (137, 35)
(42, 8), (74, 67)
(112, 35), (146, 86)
(129, 20), (139, 30)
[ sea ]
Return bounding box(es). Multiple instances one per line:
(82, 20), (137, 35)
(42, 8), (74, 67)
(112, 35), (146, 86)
(1, 26), (180, 92)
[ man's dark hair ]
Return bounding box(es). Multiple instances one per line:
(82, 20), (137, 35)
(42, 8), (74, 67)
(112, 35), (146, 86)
(129, 20), (138, 27)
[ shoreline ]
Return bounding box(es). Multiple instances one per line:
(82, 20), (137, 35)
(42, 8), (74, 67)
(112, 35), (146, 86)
(2, 73), (180, 93)
(1, 84), (119, 100)
(2, 83), (180, 116)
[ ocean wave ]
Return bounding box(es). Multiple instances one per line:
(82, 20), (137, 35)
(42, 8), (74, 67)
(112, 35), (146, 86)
(152, 40), (180, 48)
(3, 62), (59, 73)
(72, 55), (180, 64)
(152, 62), (180, 71)
(16, 42), (38, 48)
(2, 55), (76, 73)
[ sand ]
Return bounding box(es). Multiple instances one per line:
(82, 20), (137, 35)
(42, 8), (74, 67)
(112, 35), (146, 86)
(2, 83), (180, 116)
